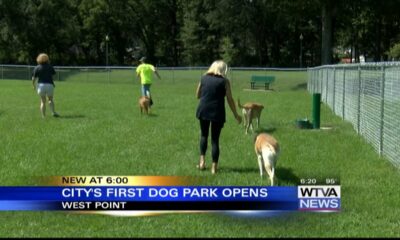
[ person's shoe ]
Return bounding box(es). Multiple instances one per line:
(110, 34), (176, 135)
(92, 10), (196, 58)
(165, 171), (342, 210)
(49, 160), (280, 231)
(211, 163), (218, 174)
(150, 98), (154, 106)
(196, 158), (206, 170)
(52, 113), (60, 117)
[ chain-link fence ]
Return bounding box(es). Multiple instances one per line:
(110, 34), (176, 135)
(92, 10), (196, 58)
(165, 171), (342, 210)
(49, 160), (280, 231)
(0, 64), (307, 91)
(308, 62), (400, 169)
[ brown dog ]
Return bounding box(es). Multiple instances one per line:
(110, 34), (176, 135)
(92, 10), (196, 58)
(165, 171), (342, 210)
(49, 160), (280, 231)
(139, 96), (151, 115)
(238, 99), (264, 134)
(254, 133), (280, 186)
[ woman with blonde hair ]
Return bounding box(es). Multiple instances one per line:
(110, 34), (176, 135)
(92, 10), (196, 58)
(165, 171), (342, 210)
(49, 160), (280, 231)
(195, 60), (242, 174)
(32, 53), (60, 118)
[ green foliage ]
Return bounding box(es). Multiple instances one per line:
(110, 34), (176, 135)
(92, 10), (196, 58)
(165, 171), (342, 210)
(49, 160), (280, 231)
(180, 0), (220, 66)
(388, 43), (400, 60)
(220, 37), (239, 65)
(0, 0), (399, 66)
(335, 0), (400, 62)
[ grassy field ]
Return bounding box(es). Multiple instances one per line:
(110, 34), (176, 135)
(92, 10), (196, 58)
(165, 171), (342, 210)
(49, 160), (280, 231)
(0, 69), (399, 237)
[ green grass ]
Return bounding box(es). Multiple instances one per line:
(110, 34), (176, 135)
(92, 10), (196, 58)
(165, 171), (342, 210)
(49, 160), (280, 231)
(0, 70), (399, 237)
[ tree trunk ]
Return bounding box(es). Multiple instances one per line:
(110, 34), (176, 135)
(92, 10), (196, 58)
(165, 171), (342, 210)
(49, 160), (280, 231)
(321, 0), (334, 65)
(374, 17), (383, 61)
(170, 0), (179, 66)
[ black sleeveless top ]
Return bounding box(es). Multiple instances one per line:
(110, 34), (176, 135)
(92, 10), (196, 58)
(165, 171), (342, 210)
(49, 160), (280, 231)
(32, 63), (56, 85)
(196, 74), (226, 123)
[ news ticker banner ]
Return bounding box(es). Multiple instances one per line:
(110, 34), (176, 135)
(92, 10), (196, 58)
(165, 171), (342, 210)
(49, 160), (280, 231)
(0, 176), (341, 214)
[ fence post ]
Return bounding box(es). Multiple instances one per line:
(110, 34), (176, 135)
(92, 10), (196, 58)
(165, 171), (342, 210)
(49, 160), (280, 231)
(325, 68), (329, 103)
(357, 65), (362, 134)
(311, 70), (313, 92)
(315, 70), (318, 93)
(312, 70), (315, 92)
(107, 67), (110, 84)
(332, 67), (336, 111)
(379, 64), (386, 156)
(320, 68), (323, 94)
(311, 69), (314, 93)
(320, 69), (323, 95)
(342, 66), (346, 119)
(314, 70), (317, 93)
(172, 66), (175, 84)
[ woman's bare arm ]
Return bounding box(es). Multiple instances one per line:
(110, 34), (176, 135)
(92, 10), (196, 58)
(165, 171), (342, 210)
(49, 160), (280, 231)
(196, 82), (201, 99)
(225, 79), (242, 124)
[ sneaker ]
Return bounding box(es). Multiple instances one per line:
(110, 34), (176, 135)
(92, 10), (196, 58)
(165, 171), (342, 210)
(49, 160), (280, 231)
(52, 113), (60, 117)
(211, 163), (218, 174)
(150, 99), (154, 106)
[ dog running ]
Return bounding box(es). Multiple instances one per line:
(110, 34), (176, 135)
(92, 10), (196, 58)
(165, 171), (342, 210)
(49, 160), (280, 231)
(254, 133), (280, 186)
(237, 98), (264, 134)
(139, 96), (151, 115)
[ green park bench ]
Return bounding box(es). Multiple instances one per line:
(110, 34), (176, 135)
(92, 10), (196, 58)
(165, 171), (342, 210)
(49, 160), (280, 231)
(250, 75), (275, 90)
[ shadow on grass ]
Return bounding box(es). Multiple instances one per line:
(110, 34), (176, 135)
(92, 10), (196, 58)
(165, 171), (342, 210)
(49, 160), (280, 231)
(222, 166), (256, 174)
(276, 167), (300, 185)
(221, 166), (299, 185)
(140, 113), (158, 117)
(291, 83), (307, 91)
(255, 127), (277, 134)
(250, 127), (277, 142)
(58, 114), (85, 119)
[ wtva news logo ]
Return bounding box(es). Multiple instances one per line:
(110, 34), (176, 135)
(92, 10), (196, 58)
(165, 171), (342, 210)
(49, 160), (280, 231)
(298, 185), (341, 212)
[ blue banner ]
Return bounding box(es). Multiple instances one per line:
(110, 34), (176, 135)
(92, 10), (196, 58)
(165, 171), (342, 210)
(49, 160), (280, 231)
(0, 186), (296, 201)
(0, 186), (340, 212)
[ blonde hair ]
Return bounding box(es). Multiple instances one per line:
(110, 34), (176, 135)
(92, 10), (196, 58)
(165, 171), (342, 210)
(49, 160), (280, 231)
(206, 60), (228, 77)
(36, 53), (49, 64)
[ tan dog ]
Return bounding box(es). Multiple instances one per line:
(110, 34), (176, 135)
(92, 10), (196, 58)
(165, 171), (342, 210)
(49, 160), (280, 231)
(139, 96), (151, 115)
(238, 99), (264, 134)
(254, 133), (280, 186)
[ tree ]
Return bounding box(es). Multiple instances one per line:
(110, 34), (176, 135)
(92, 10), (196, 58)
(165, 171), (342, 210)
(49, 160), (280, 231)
(388, 43), (400, 60)
(220, 37), (238, 65)
(180, 0), (221, 66)
(0, 0), (399, 66)
(0, 0), (80, 65)
(321, 0), (335, 65)
(0, 0), (29, 63)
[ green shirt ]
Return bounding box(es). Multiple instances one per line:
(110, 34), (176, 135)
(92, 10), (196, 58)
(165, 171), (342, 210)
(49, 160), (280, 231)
(136, 63), (156, 84)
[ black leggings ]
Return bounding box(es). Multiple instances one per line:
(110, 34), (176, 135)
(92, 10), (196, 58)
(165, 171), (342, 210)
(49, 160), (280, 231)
(199, 119), (224, 163)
